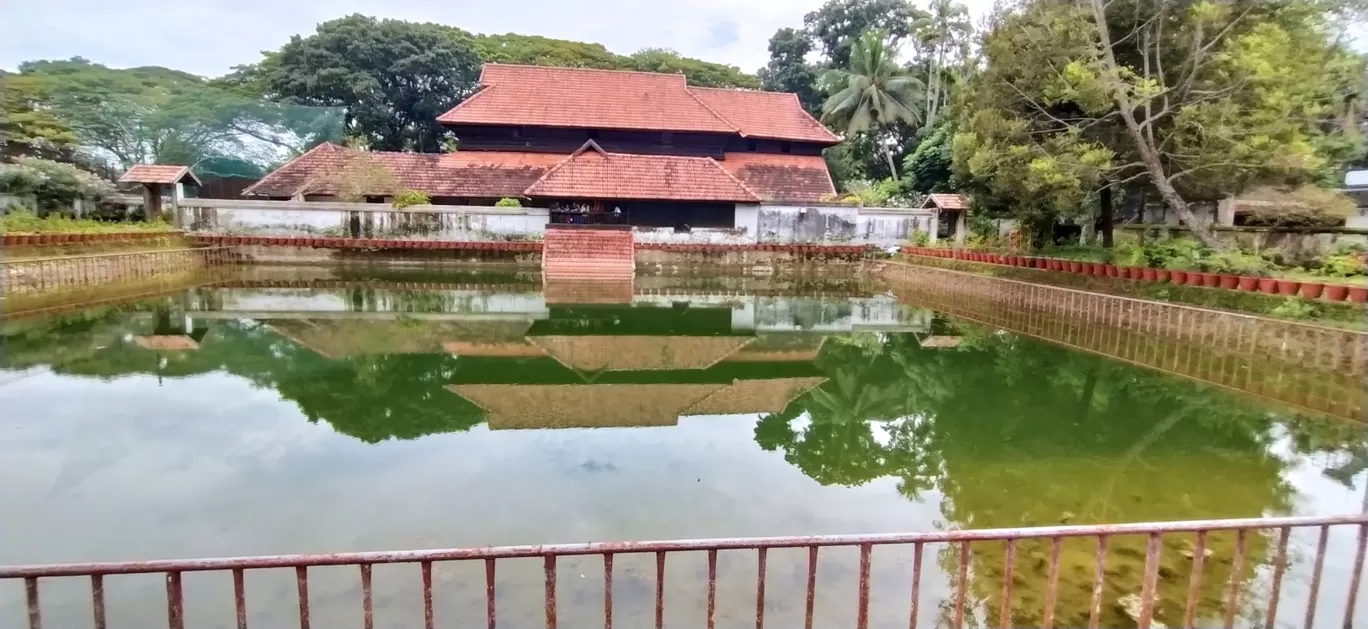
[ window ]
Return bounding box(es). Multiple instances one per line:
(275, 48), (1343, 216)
(780, 142), (792, 154)
(746, 139), (757, 152)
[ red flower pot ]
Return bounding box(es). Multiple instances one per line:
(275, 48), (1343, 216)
(1155, 269), (1171, 282)
(1324, 284), (1349, 302)
(1199, 272), (1220, 288)
(1091, 263), (1107, 276)
(1298, 282), (1325, 299)
(1276, 280), (1300, 295)
(1067, 261), (1082, 273)
(1218, 274), (1239, 290)
(1141, 268), (1158, 281)
(1169, 270), (1189, 285)
(1258, 278), (1279, 294)
(1347, 287), (1367, 303)
(1104, 265), (1118, 277)
(1237, 276), (1259, 291)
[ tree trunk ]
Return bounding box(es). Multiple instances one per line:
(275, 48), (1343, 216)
(1087, 0), (1225, 250)
(1099, 185), (1114, 248)
(884, 147), (899, 181)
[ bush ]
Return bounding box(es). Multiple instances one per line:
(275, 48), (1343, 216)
(1201, 250), (1274, 276)
(0, 157), (113, 212)
(494, 197), (522, 208)
(391, 189), (430, 209)
(1, 209), (174, 234)
(1319, 252), (1367, 278)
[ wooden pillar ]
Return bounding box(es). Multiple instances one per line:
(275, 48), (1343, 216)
(954, 210), (967, 246)
(143, 184), (163, 222)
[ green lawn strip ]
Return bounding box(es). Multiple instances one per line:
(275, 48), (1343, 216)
(896, 254), (1367, 331)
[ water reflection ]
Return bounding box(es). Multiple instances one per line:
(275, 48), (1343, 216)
(2, 269), (1364, 628)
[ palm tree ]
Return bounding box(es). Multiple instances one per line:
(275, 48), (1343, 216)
(913, 0), (972, 126)
(821, 30), (925, 178)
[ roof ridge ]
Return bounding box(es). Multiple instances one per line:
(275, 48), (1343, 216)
(521, 145), (589, 196)
(789, 93), (840, 142)
(481, 63), (689, 83)
(682, 86), (741, 135)
(435, 84), (500, 122)
(705, 157), (762, 201)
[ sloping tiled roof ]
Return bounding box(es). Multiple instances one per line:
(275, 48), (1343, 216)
(924, 193), (969, 211)
(242, 143), (563, 198)
(438, 64), (737, 134)
(683, 377), (827, 416)
(246, 144), (833, 203)
(690, 87), (839, 144)
(524, 141), (761, 202)
(120, 164), (201, 186)
(717, 153), (836, 202)
(527, 335), (755, 371)
(450, 383), (724, 429)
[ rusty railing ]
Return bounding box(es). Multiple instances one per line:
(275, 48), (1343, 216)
(878, 262), (1368, 379)
(1, 247), (234, 295)
(3, 514), (1365, 629)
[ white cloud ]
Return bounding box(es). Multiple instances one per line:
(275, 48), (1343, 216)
(0, 0), (832, 76)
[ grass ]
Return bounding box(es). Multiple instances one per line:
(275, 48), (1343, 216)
(4, 235), (190, 260)
(2, 212), (176, 234)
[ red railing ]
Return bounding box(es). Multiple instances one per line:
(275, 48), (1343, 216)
(3, 514), (1365, 629)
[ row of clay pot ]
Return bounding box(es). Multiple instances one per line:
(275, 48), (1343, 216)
(194, 235), (541, 251)
(902, 247), (1367, 304)
(2, 232), (175, 246)
(634, 243), (872, 254)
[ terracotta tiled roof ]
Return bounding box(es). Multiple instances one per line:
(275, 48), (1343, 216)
(438, 64), (737, 134)
(690, 87), (839, 144)
(925, 193), (969, 211)
(717, 153), (836, 202)
(449, 383), (724, 429)
(683, 377), (827, 416)
(527, 335), (755, 371)
(242, 143), (562, 198)
(120, 164), (201, 186)
(524, 141), (760, 202)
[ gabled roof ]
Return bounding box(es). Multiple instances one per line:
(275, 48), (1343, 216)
(690, 87), (839, 144)
(526, 334), (755, 371)
(437, 64), (837, 144)
(449, 383), (724, 429)
(923, 193), (969, 211)
(244, 143), (833, 203)
(523, 141), (761, 202)
(438, 64), (737, 135)
(120, 164), (201, 186)
(717, 153), (836, 202)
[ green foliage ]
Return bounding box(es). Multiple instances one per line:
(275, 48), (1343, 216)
(1, 209), (173, 234)
(0, 157), (113, 211)
(1201, 250), (1275, 276)
(1237, 185), (1358, 227)
(758, 28), (822, 114)
(1269, 298), (1322, 320)
(470, 33), (624, 69)
(821, 30), (924, 137)
(803, 0), (926, 67)
(1318, 252), (1367, 277)
(494, 197), (523, 208)
(255, 15), (482, 152)
(626, 49), (758, 89)
(841, 178), (907, 206)
(391, 190), (431, 209)
(0, 73), (79, 159)
(902, 117), (955, 194)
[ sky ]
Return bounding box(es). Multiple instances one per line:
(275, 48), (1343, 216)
(0, 0), (849, 77)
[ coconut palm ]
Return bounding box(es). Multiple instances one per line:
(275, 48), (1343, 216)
(820, 30), (925, 178)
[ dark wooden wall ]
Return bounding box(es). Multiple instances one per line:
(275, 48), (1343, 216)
(446, 125), (828, 158)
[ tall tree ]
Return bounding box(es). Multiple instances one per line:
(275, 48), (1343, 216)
(954, 0), (1364, 248)
(0, 72), (78, 160)
(757, 28), (822, 114)
(821, 31), (926, 178)
(803, 0), (927, 68)
(626, 48), (760, 88)
(911, 0), (972, 126)
(255, 15), (482, 152)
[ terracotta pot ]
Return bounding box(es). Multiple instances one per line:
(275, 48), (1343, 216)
(1324, 284), (1349, 302)
(1258, 278), (1279, 294)
(1169, 270), (1189, 285)
(1276, 280), (1300, 295)
(1218, 274), (1239, 290)
(1298, 282), (1325, 299)
(1141, 268), (1158, 281)
(1067, 261), (1082, 273)
(1033, 258), (1046, 269)
(1155, 269), (1171, 282)
(1347, 287), (1367, 304)
(1092, 263), (1107, 276)
(1237, 276), (1259, 291)
(1104, 265), (1118, 277)
(1200, 272), (1220, 288)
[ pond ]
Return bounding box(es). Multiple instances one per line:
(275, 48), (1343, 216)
(2, 266), (1364, 628)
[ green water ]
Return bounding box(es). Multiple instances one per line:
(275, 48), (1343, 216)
(1, 267), (1364, 628)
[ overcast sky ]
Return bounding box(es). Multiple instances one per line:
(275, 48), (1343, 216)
(0, 0), (859, 77)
